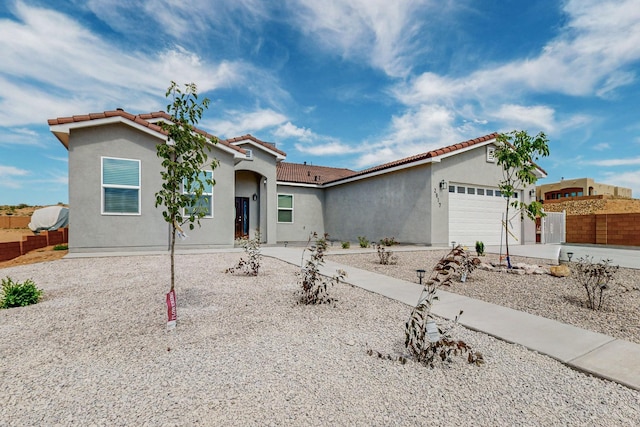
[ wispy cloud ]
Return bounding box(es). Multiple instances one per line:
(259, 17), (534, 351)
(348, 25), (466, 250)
(592, 142), (611, 151)
(205, 108), (288, 138)
(0, 2), (278, 126)
(0, 164), (29, 189)
(287, 0), (442, 77)
(586, 157), (640, 167)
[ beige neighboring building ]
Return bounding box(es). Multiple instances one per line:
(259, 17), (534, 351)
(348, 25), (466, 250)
(536, 178), (632, 201)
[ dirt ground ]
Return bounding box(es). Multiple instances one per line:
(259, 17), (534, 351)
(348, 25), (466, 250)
(0, 228), (35, 243)
(0, 245), (67, 269)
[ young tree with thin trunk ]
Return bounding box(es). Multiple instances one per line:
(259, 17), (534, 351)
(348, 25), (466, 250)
(155, 81), (218, 292)
(495, 130), (550, 268)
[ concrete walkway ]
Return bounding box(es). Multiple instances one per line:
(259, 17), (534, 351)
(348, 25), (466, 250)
(263, 246), (640, 391)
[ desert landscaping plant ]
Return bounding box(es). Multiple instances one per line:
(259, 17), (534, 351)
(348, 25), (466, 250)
(376, 243), (397, 265)
(341, 241), (350, 249)
(1, 277), (43, 309)
(404, 246), (483, 367)
(53, 244), (68, 251)
(475, 241), (485, 256)
(357, 236), (370, 248)
(297, 232), (346, 305)
(572, 256), (619, 310)
(226, 231), (262, 276)
(379, 236), (397, 246)
(155, 81), (219, 294)
(495, 130), (550, 268)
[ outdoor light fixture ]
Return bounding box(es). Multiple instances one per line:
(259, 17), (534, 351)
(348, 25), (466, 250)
(529, 189), (536, 197)
(252, 193), (258, 201)
(416, 269), (426, 285)
(567, 252), (574, 262)
(439, 180), (448, 191)
(451, 241), (456, 248)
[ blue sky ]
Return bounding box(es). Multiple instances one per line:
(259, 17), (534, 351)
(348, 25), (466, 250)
(1, 0), (639, 205)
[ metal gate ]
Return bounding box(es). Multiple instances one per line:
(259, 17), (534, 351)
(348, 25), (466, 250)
(541, 210), (565, 244)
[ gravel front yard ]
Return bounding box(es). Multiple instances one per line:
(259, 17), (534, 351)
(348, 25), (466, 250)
(1, 252), (639, 426)
(327, 249), (640, 345)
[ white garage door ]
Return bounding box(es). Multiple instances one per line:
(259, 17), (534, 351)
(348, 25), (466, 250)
(448, 184), (521, 247)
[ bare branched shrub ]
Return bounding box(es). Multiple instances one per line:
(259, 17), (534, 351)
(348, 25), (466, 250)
(572, 256), (619, 310)
(225, 231), (262, 276)
(297, 232), (346, 305)
(376, 244), (398, 265)
(405, 246), (484, 367)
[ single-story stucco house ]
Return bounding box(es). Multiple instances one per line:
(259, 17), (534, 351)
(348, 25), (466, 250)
(48, 109), (545, 253)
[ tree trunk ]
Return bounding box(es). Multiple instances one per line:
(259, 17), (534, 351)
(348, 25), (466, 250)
(504, 197), (511, 268)
(170, 222), (176, 292)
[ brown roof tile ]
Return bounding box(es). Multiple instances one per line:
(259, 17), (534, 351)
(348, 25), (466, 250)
(277, 162), (356, 184)
(324, 133), (501, 184)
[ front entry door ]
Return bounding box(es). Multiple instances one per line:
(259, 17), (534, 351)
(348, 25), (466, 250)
(235, 197), (250, 239)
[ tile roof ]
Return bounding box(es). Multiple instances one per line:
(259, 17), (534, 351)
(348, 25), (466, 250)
(48, 109), (244, 154)
(223, 134), (287, 157)
(277, 162), (356, 184)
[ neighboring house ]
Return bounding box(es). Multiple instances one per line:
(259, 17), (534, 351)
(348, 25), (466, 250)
(536, 178), (632, 200)
(49, 109), (544, 253)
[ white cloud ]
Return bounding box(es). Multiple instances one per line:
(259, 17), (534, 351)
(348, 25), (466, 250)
(391, 0), (640, 129)
(288, 0), (439, 77)
(294, 141), (351, 156)
(0, 165), (29, 189)
(274, 122), (315, 142)
(587, 157), (640, 167)
(205, 109), (288, 138)
(0, 2), (270, 126)
(592, 142), (611, 151)
(489, 105), (557, 133)
(602, 169), (640, 198)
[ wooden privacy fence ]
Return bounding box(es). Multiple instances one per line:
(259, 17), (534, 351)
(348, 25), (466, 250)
(566, 213), (640, 246)
(0, 228), (68, 262)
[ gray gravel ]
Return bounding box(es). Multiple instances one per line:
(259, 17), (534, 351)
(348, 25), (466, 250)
(327, 249), (640, 345)
(1, 252), (639, 426)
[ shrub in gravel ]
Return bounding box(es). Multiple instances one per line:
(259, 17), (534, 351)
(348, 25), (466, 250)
(475, 241), (485, 256)
(572, 256), (619, 311)
(357, 236), (370, 248)
(226, 231), (262, 276)
(376, 244), (398, 265)
(405, 246), (484, 367)
(1, 277), (43, 309)
(297, 232), (345, 305)
(53, 244), (68, 251)
(341, 241), (350, 249)
(379, 236), (397, 246)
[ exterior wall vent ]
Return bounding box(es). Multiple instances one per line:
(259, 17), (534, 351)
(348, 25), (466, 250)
(245, 148), (253, 159)
(486, 146), (496, 163)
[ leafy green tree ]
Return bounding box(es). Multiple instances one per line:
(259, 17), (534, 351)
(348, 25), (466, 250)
(495, 130), (550, 267)
(155, 82), (218, 292)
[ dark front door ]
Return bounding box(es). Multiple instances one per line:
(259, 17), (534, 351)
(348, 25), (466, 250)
(235, 197), (250, 239)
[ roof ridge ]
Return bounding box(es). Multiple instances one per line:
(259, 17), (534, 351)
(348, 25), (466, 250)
(48, 109), (244, 154)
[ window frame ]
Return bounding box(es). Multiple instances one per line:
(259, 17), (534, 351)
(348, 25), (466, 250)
(183, 170), (214, 218)
(101, 156), (141, 216)
(277, 193), (294, 223)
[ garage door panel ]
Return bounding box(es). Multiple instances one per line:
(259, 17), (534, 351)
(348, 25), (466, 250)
(448, 189), (521, 247)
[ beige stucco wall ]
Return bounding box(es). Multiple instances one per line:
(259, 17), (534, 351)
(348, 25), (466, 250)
(68, 123), (235, 252)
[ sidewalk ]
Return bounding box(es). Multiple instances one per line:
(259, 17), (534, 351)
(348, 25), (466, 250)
(263, 246), (640, 391)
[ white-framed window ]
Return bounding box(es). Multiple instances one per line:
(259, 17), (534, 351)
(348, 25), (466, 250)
(101, 157), (141, 215)
(277, 194), (293, 223)
(183, 171), (213, 218)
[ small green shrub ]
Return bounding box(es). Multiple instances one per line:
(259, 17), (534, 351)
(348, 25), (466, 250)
(1, 277), (43, 309)
(341, 241), (350, 249)
(379, 236), (397, 246)
(475, 241), (485, 256)
(357, 236), (370, 248)
(226, 231), (262, 276)
(297, 232), (345, 305)
(53, 244), (68, 251)
(572, 256), (619, 310)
